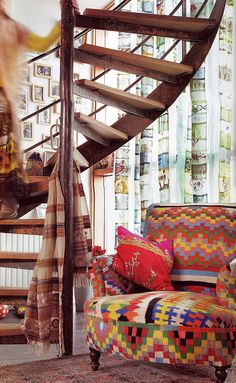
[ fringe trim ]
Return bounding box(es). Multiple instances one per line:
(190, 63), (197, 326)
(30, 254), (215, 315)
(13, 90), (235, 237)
(25, 339), (60, 357)
(73, 273), (91, 288)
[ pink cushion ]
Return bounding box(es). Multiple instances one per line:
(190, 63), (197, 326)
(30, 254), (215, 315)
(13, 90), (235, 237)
(112, 226), (174, 291)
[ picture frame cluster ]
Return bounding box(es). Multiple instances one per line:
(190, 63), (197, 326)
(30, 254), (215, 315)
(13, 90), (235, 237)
(19, 62), (60, 142)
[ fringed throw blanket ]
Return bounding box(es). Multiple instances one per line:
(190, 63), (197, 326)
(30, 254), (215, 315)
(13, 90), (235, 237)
(22, 156), (92, 355)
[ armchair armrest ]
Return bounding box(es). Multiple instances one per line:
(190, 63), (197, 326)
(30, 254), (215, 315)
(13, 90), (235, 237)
(216, 258), (236, 311)
(87, 255), (129, 297)
(87, 255), (106, 297)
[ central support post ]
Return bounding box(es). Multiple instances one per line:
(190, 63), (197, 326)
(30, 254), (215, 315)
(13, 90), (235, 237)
(60, 0), (75, 356)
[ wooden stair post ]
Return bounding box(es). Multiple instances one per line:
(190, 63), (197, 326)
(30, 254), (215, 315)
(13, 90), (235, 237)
(60, 0), (75, 356)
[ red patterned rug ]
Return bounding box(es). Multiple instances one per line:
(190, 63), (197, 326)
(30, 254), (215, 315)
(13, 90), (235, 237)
(0, 354), (235, 382)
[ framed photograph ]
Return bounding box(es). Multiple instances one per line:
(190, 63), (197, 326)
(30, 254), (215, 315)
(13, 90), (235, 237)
(21, 121), (33, 141)
(44, 150), (55, 165)
(32, 84), (45, 103)
(37, 106), (51, 125)
(54, 102), (61, 114)
(74, 28), (87, 49)
(20, 66), (31, 85)
(42, 134), (59, 150)
(73, 73), (80, 82)
(17, 86), (28, 115)
(49, 80), (60, 98)
(94, 153), (115, 176)
(34, 63), (52, 79)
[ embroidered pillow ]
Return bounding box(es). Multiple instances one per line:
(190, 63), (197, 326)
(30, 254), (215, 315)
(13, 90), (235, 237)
(112, 226), (174, 291)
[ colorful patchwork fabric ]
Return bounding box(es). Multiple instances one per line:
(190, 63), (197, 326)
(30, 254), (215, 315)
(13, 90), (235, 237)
(87, 255), (130, 297)
(217, 258), (236, 311)
(87, 256), (106, 297)
(113, 226), (174, 291)
(144, 205), (236, 296)
(100, 255), (130, 295)
(85, 291), (236, 328)
(85, 291), (236, 367)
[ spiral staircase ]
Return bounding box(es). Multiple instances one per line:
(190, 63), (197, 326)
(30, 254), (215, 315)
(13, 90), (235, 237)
(0, 0), (226, 353)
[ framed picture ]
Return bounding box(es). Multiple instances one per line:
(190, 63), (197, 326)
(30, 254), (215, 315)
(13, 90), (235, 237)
(20, 66), (31, 85)
(37, 106), (51, 125)
(32, 84), (45, 103)
(42, 134), (59, 150)
(21, 121), (33, 140)
(49, 80), (60, 98)
(44, 150), (55, 165)
(74, 28), (87, 49)
(94, 153), (115, 176)
(73, 73), (80, 82)
(17, 86), (28, 115)
(54, 102), (61, 114)
(34, 63), (52, 79)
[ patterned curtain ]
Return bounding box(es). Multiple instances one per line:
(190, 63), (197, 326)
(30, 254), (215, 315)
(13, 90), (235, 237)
(112, 0), (235, 240)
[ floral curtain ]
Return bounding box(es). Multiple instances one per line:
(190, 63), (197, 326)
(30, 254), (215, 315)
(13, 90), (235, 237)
(112, 0), (235, 243)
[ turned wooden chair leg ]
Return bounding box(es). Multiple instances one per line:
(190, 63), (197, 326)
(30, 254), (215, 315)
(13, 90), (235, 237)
(89, 347), (101, 371)
(215, 366), (231, 383)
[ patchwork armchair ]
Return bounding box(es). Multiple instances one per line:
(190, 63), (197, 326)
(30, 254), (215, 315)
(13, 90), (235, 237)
(84, 205), (236, 383)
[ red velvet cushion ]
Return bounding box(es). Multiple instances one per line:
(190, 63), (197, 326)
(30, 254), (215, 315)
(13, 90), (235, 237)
(112, 226), (174, 291)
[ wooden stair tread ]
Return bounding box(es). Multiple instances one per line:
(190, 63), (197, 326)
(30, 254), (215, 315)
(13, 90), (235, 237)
(0, 251), (38, 261)
(74, 112), (128, 144)
(75, 44), (193, 83)
(83, 10), (216, 32)
(0, 311), (27, 343)
(77, 10), (217, 40)
(0, 219), (44, 235)
(0, 323), (23, 336)
(0, 287), (28, 305)
(0, 219), (44, 226)
(74, 79), (165, 117)
(26, 176), (49, 197)
(0, 287), (28, 296)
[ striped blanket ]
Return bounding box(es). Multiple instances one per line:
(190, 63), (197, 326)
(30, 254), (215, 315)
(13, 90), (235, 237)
(22, 156), (92, 355)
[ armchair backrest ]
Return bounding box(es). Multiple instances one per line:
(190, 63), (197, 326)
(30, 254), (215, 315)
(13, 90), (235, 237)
(144, 204), (236, 296)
